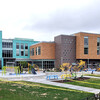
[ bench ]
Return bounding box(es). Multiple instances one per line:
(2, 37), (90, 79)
(46, 75), (58, 80)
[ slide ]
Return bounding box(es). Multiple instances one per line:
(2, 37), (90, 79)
(31, 68), (37, 74)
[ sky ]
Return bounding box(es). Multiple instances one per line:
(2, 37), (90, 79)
(0, 0), (100, 41)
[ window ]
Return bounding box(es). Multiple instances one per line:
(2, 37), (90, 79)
(84, 36), (88, 54)
(20, 43), (24, 56)
(2, 42), (13, 48)
(30, 48), (34, 56)
(25, 44), (28, 56)
(84, 48), (88, 54)
(35, 47), (41, 55)
(84, 37), (88, 45)
(36, 47), (37, 55)
(16, 43), (19, 49)
(21, 43), (24, 49)
(21, 51), (24, 56)
(16, 50), (19, 56)
(2, 50), (13, 57)
(25, 50), (28, 56)
(9, 42), (13, 48)
(43, 61), (54, 69)
(25, 44), (28, 49)
(32, 48), (34, 56)
(38, 46), (41, 55)
(97, 38), (100, 55)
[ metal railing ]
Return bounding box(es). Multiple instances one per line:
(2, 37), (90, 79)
(81, 93), (100, 100)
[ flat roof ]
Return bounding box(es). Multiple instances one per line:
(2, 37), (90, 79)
(54, 34), (75, 38)
(14, 38), (34, 41)
(74, 32), (100, 35)
(30, 41), (54, 46)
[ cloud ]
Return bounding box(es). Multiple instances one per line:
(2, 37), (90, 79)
(1, 0), (100, 41)
(24, 0), (100, 35)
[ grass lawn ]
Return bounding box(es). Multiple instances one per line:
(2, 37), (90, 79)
(65, 78), (100, 89)
(0, 80), (93, 100)
(85, 74), (100, 77)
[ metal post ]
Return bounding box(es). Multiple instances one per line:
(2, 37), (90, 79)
(88, 59), (89, 69)
(32, 61), (33, 65)
(42, 59), (43, 70)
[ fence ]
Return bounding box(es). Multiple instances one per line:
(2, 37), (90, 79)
(81, 92), (100, 100)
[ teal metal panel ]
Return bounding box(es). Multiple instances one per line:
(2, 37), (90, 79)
(0, 31), (2, 58)
(13, 38), (39, 59)
(0, 31), (3, 68)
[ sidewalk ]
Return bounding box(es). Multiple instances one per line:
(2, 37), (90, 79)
(24, 78), (100, 94)
(85, 75), (100, 79)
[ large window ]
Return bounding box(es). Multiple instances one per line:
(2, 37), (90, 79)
(2, 42), (13, 48)
(21, 43), (24, 49)
(21, 51), (24, 56)
(2, 50), (13, 57)
(16, 43), (19, 49)
(16, 50), (19, 56)
(25, 50), (28, 56)
(43, 61), (54, 69)
(32, 48), (34, 56)
(21, 43), (24, 56)
(35, 47), (41, 55)
(16, 43), (19, 56)
(25, 44), (28, 56)
(38, 46), (41, 55)
(25, 44), (28, 49)
(36, 47), (37, 55)
(97, 38), (100, 55)
(84, 36), (88, 54)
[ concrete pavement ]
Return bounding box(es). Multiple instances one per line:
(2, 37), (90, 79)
(24, 77), (100, 94)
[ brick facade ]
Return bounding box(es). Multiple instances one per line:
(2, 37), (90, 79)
(54, 35), (76, 67)
(75, 32), (100, 59)
(30, 42), (55, 60)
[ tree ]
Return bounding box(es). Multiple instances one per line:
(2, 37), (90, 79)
(19, 61), (28, 68)
(78, 60), (85, 78)
(60, 63), (72, 80)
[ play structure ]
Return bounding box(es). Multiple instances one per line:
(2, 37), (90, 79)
(2, 63), (40, 75)
(97, 68), (100, 71)
(60, 60), (86, 80)
(28, 63), (39, 74)
(46, 60), (86, 80)
(2, 66), (20, 75)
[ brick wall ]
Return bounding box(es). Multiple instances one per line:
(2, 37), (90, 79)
(75, 32), (100, 59)
(54, 35), (76, 67)
(30, 42), (55, 59)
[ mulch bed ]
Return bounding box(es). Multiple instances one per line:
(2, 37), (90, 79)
(53, 77), (90, 83)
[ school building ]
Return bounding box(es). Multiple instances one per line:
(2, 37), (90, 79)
(0, 31), (100, 69)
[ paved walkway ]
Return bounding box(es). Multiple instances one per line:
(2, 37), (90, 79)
(3, 71), (100, 94)
(24, 78), (100, 94)
(85, 75), (100, 79)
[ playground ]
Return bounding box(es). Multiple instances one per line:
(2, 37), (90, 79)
(1, 60), (100, 81)
(0, 62), (45, 80)
(1, 60), (100, 99)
